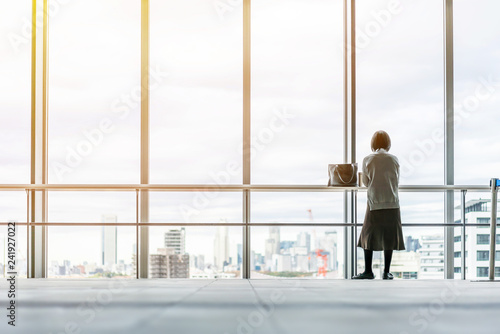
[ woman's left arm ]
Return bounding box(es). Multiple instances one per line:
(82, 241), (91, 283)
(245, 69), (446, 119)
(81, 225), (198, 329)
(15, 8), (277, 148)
(362, 157), (370, 187)
(394, 156), (400, 185)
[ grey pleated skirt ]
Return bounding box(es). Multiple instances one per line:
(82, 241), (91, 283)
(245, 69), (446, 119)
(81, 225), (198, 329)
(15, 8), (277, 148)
(357, 205), (405, 251)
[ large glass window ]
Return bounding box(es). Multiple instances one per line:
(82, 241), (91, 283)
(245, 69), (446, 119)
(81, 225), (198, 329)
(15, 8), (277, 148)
(252, 193), (343, 225)
(356, 0), (444, 185)
(358, 192), (444, 225)
(0, 192), (27, 278)
(251, 0), (344, 184)
(48, 192), (136, 224)
(454, 0), (500, 184)
(0, 1), (31, 183)
(149, 0), (243, 184)
(149, 192), (242, 225)
(47, 191), (136, 278)
(149, 226), (242, 278)
(48, 226), (135, 278)
(48, 0), (141, 184)
(251, 226), (344, 279)
(357, 227), (444, 279)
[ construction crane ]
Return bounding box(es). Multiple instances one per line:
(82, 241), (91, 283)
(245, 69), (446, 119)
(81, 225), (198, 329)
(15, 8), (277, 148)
(315, 249), (328, 278)
(307, 209), (328, 278)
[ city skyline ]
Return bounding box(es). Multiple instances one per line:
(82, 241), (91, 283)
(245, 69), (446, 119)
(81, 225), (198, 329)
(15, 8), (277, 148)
(12, 210), (497, 280)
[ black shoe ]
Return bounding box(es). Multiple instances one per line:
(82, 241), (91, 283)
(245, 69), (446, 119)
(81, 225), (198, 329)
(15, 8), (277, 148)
(352, 271), (375, 280)
(382, 272), (394, 280)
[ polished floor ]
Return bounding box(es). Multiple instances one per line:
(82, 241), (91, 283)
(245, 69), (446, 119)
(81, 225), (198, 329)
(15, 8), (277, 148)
(1, 279), (499, 334)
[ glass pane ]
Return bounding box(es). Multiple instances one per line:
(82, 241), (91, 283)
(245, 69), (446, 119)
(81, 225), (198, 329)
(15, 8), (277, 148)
(356, 0), (443, 185)
(454, 0), (500, 184)
(358, 192), (444, 225)
(251, 0), (344, 184)
(48, 192), (136, 224)
(357, 227), (444, 279)
(251, 192), (343, 224)
(0, 1), (31, 183)
(48, 226), (135, 278)
(150, 0), (243, 184)
(251, 226), (345, 279)
(149, 226), (242, 279)
(0, 226), (27, 279)
(0, 192), (27, 278)
(149, 192), (242, 224)
(48, 0), (140, 183)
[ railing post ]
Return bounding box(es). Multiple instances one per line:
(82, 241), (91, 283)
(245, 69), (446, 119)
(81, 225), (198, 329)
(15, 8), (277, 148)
(136, 189), (140, 279)
(461, 189), (466, 280)
(489, 178), (498, 280)
(353, 190), (358, 276)
(26, 189), (30, 277)
(242, 189), (251, 279)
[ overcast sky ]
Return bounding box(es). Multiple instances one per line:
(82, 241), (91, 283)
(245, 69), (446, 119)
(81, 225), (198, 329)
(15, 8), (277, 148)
(1, 0), (499, 270)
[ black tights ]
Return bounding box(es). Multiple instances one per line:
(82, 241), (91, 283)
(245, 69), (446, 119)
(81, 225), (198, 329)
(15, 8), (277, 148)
(364, 249), (393, 274)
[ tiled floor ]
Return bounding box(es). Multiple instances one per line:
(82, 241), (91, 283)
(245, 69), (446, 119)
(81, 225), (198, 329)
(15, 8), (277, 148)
(1, 279), (499, 333)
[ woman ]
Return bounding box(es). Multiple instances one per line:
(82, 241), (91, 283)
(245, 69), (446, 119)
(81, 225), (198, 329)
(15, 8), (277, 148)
(353, 130), (405, 280)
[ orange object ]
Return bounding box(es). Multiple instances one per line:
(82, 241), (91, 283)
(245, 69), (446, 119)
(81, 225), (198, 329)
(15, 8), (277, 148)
(316, 249), (328, 278)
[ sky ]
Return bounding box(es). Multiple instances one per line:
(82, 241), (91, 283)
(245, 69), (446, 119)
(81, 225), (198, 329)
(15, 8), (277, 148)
(1, 0), (500, 270)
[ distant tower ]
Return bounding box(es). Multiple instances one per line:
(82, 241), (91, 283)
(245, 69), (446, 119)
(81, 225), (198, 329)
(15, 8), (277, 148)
(101, 215), (117, 266)
(265, 227), (281, 270)
(321, 231), (338, 271)
(269, 227), (281, 252)
(237, 244), (243, 269)
(214, 224), (230, 270)
(297, 232), (311, 253)
(164, 228), (186, 254)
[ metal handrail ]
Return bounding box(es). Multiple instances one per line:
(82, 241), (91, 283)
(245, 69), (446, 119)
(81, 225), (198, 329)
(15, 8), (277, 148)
(0, 184), (491, 191)
(7, 183), (492, 279)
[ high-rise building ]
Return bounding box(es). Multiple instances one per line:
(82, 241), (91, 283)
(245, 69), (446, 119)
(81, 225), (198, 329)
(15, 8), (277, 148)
(150, 254), (168, 278)
(191, 254), (205, 271)
(168, 253), (190, 278)
(453, 199), (500, 279)
(419, 235), (444, 279)
(272, 254), (292, 272)
(265, 227), (281, 269)
(390, 252), (420, 279)
(155, 227), (188, 278)
(405, 236), (421, 253)
(164, 228), (186, 254)
(150, 248), (190, 278)
(237, 244), (243, 269)
(214, 225), (230, 271)
(101, 215), (117, 267)
(297, 232), (311, 253)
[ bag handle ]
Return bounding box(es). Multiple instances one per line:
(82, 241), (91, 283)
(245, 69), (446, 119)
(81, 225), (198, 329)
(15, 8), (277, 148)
(333, 165), (356, 184)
